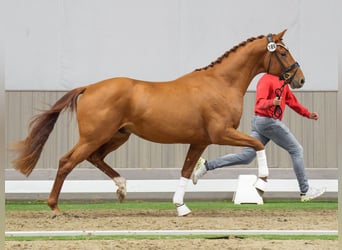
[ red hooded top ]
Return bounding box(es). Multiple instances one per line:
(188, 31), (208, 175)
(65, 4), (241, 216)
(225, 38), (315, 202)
(254, 74), (311, 120)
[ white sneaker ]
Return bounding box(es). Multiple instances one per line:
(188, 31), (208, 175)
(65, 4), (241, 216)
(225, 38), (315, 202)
(192, 157), (207, 185)
(301, 186), (326, 202)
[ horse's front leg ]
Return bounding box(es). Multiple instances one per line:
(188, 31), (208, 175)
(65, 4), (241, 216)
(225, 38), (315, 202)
(214, 128), (269, 192)
(173, 144), (207, 216)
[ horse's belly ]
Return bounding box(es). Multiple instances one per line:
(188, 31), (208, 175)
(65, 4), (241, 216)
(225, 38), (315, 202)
(126, 121), (209, 144)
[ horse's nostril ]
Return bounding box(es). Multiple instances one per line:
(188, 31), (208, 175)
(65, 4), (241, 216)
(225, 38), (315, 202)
(300, 78), (305, 85)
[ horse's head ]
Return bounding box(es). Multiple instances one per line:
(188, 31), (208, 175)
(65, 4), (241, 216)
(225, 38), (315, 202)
(265, 30), (305, 89)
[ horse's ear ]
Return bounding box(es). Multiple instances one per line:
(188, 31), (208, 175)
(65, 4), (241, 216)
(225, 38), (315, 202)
(275, 29), (287, 41)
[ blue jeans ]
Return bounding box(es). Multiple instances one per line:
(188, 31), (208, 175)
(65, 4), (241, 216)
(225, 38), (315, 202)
(206, 115), (309, 194)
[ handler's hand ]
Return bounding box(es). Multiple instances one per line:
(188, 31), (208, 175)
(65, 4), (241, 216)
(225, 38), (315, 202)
(309, 112), (319, 120)
(273, 97), (281, 106)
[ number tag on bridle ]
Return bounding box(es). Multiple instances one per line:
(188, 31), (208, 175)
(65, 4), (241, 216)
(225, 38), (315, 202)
(267, 42), (277, 52)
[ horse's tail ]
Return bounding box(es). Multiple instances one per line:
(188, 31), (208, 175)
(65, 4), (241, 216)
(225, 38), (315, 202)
(11, 87), (87, 176)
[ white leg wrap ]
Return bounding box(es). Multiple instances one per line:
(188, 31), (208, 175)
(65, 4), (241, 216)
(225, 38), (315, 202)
(172, 177), (189, 205)
(254, 178), (267, 192)
(173, 177), (191, 216)
(256, 150), (269, 177)
(176, 203), (192, 217)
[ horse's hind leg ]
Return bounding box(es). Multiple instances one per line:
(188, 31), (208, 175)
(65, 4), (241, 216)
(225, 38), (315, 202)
(47, 140), (103, 216)
(173, 144), (207, 216)
(87, 132), (131, 202)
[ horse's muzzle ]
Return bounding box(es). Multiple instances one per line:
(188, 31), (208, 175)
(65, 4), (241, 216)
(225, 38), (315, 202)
(290, 78), (305, 89)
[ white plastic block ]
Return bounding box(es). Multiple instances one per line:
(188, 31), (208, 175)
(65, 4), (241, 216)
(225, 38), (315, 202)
(233, 175), (263, 205)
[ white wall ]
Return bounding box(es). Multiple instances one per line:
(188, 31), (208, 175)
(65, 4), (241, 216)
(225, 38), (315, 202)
(4, 0), (340, 91)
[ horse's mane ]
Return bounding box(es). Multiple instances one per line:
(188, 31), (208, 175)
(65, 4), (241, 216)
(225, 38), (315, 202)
(195, 35), (265, 71)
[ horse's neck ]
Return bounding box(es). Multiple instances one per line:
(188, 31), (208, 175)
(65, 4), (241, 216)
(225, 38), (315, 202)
(212, 41), (266, 94)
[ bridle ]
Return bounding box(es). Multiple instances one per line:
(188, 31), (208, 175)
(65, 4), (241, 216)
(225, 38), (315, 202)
(266, 34), (300, 119)
(266, 33), (300, 84)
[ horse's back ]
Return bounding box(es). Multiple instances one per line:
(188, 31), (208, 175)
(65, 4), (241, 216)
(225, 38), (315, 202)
(75, 76), (210, 144)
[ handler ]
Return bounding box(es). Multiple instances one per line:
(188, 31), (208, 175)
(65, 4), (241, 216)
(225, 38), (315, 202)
(192, 73), (325, 201)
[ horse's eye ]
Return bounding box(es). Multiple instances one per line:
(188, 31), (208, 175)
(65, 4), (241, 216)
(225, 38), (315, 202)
(280, 52), (287, 57)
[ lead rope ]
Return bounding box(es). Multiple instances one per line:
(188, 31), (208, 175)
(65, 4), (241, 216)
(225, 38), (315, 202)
(273, 82), (287, 119)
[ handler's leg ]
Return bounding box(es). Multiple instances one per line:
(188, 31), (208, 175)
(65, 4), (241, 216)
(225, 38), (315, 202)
(258, 118), (309, 193)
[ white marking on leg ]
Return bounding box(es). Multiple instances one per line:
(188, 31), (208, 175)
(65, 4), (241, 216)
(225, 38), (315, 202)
(113, 177), (126, 202)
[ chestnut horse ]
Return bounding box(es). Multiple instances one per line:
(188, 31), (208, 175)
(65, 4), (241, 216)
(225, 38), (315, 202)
(12, 30), (304, 216)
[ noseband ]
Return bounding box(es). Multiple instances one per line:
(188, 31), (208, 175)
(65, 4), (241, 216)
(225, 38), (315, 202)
(266, 33), (300, 84)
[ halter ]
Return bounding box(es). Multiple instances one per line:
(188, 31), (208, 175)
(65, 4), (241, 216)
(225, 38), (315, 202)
(266, 33), (300, 119)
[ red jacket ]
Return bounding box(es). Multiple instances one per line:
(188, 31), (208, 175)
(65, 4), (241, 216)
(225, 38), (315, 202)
(254, 74), (311, 120)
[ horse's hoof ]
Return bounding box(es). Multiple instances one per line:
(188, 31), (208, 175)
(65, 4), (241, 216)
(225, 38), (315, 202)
(51, 214), (59, 219)
(117, 189), (126, 202)
(175, 203), (192, 216)
(51, 210), (63, 219)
